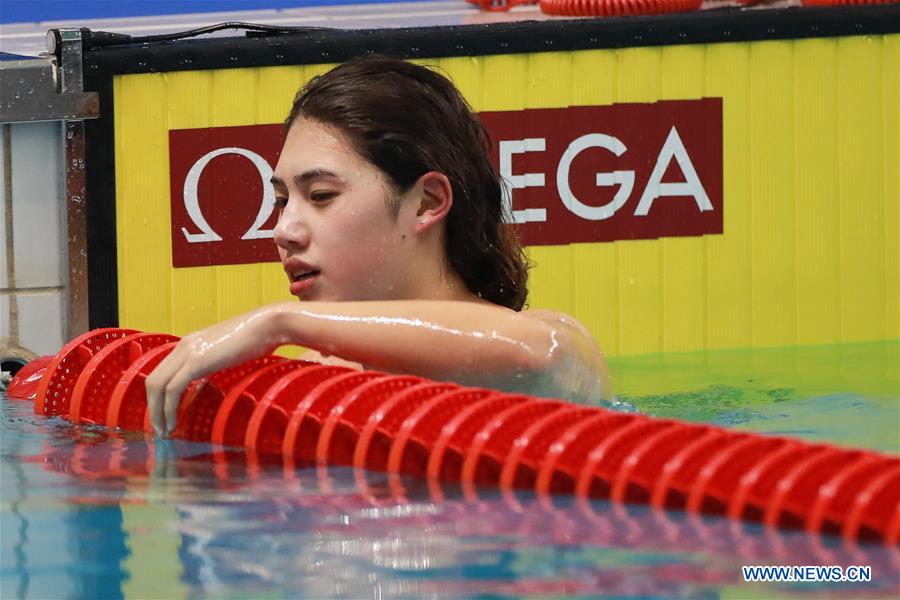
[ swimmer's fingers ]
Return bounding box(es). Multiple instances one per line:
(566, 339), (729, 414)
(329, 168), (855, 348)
(162, 363), (199, 437)
(145, 338), (193, 437)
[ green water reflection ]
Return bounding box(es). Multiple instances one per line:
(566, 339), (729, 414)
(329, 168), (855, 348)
(609, 340), (899, 452)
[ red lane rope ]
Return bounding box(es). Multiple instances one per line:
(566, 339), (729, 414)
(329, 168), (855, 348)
(801, 0), (897, 6)
(469, 0), (895, 16)
(14, 327), (900, 545)
(539, 0), (703, 16)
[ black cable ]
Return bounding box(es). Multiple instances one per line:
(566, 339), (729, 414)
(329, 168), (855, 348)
(76, 22), (337, 50)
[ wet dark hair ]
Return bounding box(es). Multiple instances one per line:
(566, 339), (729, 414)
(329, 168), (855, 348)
(284, 55), (529, 311)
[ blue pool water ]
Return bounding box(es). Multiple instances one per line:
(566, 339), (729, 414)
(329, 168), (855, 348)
(2, 341), (898, 598)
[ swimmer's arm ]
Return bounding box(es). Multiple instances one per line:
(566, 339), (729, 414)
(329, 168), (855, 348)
(147, 300), (610, 436)
(273, 301), (611, 401)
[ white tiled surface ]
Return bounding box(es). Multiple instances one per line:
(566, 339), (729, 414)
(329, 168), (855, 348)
(0, 295), (9, 340)
(10, 121), (64, 289)
(16, 290), (63, 356)
(1, 128), (8, 289)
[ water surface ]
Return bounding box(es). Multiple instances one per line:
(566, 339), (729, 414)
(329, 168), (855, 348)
(2, 341), (898, 598)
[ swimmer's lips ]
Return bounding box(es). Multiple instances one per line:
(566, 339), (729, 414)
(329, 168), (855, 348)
(288, 270), (320, 296)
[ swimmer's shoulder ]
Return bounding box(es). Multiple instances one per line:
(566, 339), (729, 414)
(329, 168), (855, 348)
(521, 307), (613, 402)
(521, 307), (595, 342)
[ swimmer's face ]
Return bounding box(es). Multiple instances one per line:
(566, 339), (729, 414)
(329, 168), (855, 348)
(271, 118), (419, 302)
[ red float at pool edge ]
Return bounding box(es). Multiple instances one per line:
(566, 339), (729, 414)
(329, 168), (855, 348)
(6, 354), (53, 401)
(34, 328), (138, 417)
(22, 327), (900, 545)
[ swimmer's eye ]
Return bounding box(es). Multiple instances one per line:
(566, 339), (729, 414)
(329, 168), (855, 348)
(274, 197), (288, 210)
(310, 191), (337, 203)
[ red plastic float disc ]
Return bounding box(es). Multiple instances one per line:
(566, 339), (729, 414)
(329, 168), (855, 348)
(245, 364), (352, 456)
(762, 448), (866, 530)
(170, 356), (287, 441)
(609, 423), (711, 504)
(461, 399), (566, 494)
(29, 324), (900, 545)
(573, 419), (676, 501)
(388, 387), (503, 478)
(725, 442), (822, 522)
(210, 360), (307, 448)
(425, 394), (529, 486)
(534, 411), (635, 498)
(69, 332), (179, 425)
(842, 464), (900, 543)
(34, 328), (138, 417)
(282, 371), (386, 462)
(315, 375), (424, 466)
(649, 429), (735, 509)
(805, 455), (894, 536)
(498, 406), (599, 492)
(539, 0), (702, 17)
(106, 342), (177, 431)
(5, 355), (53, 401)
(352, 381), (457, 472)
(684, 436), (791, 515)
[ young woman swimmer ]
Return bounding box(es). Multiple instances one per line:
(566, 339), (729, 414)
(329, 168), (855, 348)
(146, 56), (612, 438)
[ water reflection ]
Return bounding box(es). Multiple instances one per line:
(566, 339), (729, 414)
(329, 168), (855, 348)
(3, 395), (898, 599)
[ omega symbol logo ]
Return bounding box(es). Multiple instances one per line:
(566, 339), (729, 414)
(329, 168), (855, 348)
(181, 147), (276, 243)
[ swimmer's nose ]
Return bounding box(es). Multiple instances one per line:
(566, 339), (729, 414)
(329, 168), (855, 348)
(273, 201), (310, 250)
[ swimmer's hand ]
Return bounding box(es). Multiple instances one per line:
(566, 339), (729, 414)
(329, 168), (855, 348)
(146, 306), (284, 437)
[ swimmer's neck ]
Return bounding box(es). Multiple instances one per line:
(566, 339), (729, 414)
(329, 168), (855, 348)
(406, 258), (484, 304)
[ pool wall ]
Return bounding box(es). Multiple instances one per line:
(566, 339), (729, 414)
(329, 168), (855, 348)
(93, 7), (899, 357)
(109, 11), (900, 355)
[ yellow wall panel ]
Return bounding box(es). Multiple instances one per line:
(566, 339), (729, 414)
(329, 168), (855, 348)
(659, 44), (708, 352)
(793, 38), (840, 345)
(481, 54), (528, 112)
(704, 42), (752, 350)
(749, 41), (797, 347)
(885, 36), (900, 341)
(524, 52), (574, 315)
(838, 36), (888, 342)
(435, 56), (484, 110)
(115, 73), (172, 334)
(571, 50), (619, 355)
(166, 71), (218, 335)
(615, 47), (664, 354)
(114, 35), (899, 357)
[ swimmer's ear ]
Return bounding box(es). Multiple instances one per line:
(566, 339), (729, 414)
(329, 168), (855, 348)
(414, 171), (453, 231)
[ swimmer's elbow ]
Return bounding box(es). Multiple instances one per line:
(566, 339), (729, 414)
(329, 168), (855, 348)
(513, 313), (611, 402)
(512, 318), (572, 377)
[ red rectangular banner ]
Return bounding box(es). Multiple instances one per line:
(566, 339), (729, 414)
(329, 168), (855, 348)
(169, 124), (283, 268)
(168, 99), (722, 267)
